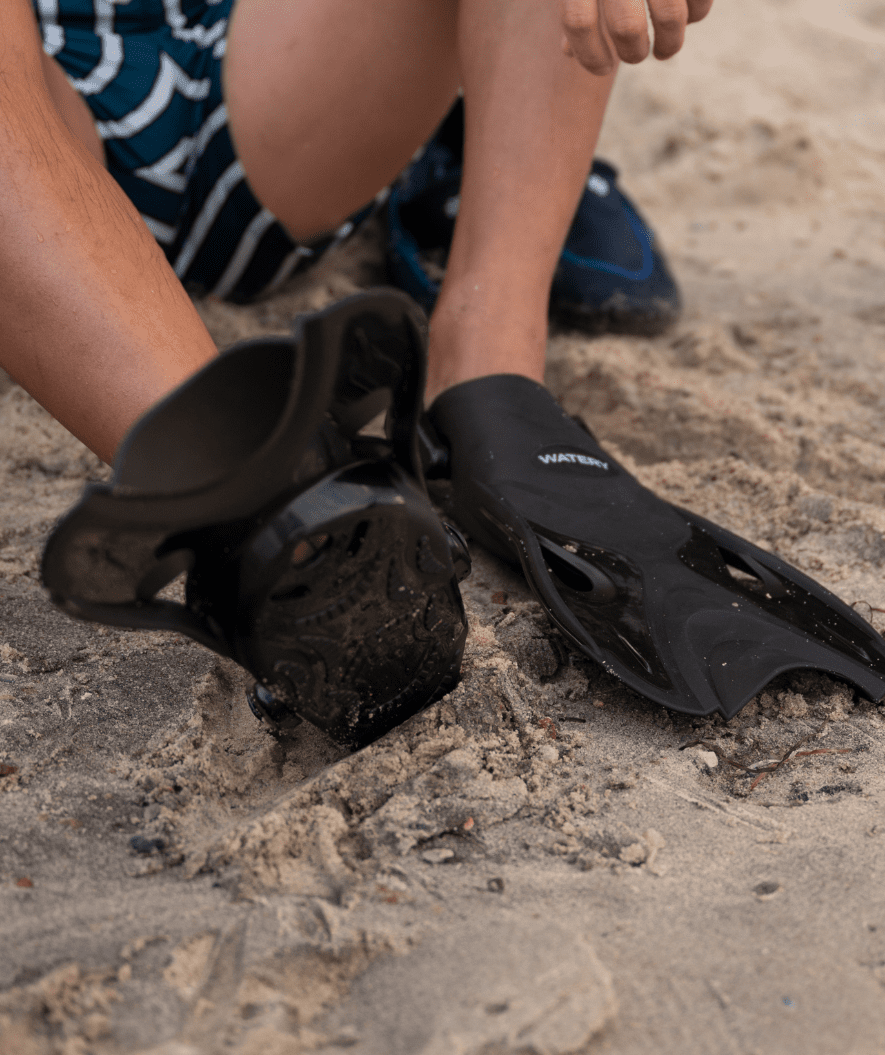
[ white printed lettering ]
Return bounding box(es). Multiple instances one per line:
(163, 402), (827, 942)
(537, 451), (608, 471)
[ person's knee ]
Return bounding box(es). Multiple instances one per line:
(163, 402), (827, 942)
(224, 0), (459, 239)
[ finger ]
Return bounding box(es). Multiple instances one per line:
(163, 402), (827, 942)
(600, 0), (650, 65)
(686, 0), (714, 24)
(647, 0), (688, 60)
(559, 0), (618, 76)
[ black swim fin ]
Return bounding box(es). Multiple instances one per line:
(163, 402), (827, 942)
(427, 374), (885, 719)
(42, 290), (470, 750)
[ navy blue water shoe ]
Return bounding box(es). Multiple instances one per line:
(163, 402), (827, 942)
(386, 101), (681, 336)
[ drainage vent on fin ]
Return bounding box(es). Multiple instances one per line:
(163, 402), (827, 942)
(346, 520), (370, 559)
(270, 533), (331, 600)
(537, 536), (617, 603)
(723, 562), (764, 589)
(270, 583), (311, 602)
(289, 534), (330, 569)
(543, 549), (594, 592)
(718, 546), (785, 598)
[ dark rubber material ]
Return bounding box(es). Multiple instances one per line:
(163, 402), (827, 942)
(42, 290), (469, 750)
(428, 374), (885, 719)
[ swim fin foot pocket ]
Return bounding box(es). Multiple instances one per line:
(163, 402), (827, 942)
(41, 290), (470, 751)
(427, 374), (885, 720)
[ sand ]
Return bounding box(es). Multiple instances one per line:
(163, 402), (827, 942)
(3, 0), (885, 1051)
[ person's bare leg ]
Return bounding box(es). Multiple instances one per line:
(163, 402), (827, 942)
(225, 0), (462, 239)
(0, 0), (219, 463)
(39, 49), (106, 166)
(225, 0), (614, 400)
(428, 6), (616, 400)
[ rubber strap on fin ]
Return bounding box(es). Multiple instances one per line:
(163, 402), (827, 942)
(42, 290), (427, 640)
(428, 374), (885, 719)
(42, 290), (469, 748)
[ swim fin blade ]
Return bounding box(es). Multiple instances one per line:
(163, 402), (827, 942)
(42, 290), (470, 749)
(427, 374), (885, 719)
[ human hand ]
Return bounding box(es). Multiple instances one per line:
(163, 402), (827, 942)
(559, 0), (714, 75)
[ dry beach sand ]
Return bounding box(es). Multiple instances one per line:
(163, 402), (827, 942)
(4, 0), (885, 1051)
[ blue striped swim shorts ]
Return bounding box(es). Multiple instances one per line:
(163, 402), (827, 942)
(33, 0), (362, 301)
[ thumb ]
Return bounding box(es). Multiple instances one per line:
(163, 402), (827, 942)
(559, 0), (617, 75)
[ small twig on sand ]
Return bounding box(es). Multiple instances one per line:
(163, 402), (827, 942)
(680, 733), (854, 792)
(851, 599), (885, 616)
(747, 746), (853, 791)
